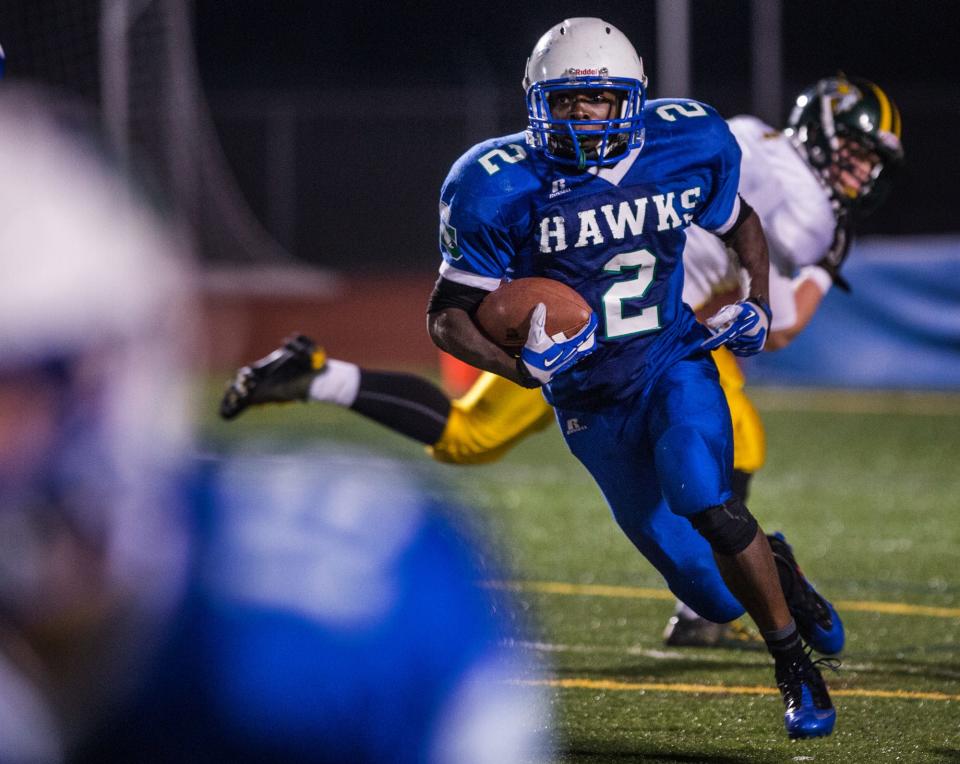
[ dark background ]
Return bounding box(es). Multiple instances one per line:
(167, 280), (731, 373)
(4, 1), (958, 270)
(194, 0), (960, 269)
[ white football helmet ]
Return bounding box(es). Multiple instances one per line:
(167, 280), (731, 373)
(0, 86), (193, 640)
(523, 18), (648, 168)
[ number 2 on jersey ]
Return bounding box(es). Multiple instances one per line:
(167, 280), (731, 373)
(655, 102), (708, 122)
(602, 249), (661, 338)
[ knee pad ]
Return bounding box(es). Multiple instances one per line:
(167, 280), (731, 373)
(690, 496), (759, 556)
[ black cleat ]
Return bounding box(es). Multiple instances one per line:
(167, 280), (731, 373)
(662, 614), (761, 648)
(776, 650), (837, 739)
(219, 334), (326, 420)
(768, 532), (845, 655)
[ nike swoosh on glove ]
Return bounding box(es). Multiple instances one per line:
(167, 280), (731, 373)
(701, 298), (772, 357)
(518, 303), (598, 386)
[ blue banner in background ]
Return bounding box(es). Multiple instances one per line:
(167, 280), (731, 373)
(742, 236), (960, 389)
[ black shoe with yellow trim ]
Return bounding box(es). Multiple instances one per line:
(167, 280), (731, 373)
(219, 334), (326, 420)
(662, 613), (762, 648)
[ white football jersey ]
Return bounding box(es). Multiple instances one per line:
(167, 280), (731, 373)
(682, 115), (836, 331)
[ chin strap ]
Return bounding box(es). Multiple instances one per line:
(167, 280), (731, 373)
(816, 205), (854, 292)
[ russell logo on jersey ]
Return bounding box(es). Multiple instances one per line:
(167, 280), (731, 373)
(549, 178), (572, 199)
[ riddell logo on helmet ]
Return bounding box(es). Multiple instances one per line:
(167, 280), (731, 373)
(564, 67), (609, 78)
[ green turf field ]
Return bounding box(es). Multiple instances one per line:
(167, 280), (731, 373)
(201, 386), (960, 763)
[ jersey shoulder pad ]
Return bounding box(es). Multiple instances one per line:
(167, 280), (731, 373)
(646, 98), (738, 160)
(646, 98), (726, 131)
(441, 133), (542, 221)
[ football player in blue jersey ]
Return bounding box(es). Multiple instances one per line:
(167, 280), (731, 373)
(420, 18), (836, 739)
(0, 87), (549, 763)
(221, 73), (904, 662)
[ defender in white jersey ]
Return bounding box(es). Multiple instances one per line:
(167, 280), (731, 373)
(683, 116), (835, 335)
(694, 75), (902, 324)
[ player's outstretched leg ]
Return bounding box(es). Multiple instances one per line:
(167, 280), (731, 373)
(776, 649), (837, 738)
(220, 334), (325, 419)
(219, 334), (452, 445)
(768, 532), (845, 655)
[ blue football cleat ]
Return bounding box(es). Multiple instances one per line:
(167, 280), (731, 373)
(775, 651), (837, 739)
(768, 532), (845, 655)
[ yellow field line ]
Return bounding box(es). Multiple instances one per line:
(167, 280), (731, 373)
(486, 580), (675, 601)
(483, 580), (960, 619)
(833, 599), (960, 618)
(512, 677), (960, 703)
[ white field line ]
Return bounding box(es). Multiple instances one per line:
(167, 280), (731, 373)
(508, 640), (960, 681)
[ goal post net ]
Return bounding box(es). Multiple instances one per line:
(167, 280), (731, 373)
(0, 0), (293, 265)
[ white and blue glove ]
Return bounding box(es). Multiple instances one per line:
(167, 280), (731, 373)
(517, 303), (599, 387)
(701, 298), (772, 357)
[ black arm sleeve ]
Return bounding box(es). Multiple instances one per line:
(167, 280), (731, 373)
(719, 195), (755, 244)
(426, 275), (491, 315)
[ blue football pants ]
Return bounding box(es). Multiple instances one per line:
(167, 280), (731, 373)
(556, 355), (746, 623)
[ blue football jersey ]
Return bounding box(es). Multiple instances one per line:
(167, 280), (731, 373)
(73, 450), (548, 763)
(437, 98), (743, 409)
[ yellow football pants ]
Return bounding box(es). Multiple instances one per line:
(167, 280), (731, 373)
(429, 347), (766, 473)
(711, 346), (766, 473)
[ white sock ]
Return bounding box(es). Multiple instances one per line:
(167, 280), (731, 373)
(308, 359), (361, 407)
(674, 601), (703, 621)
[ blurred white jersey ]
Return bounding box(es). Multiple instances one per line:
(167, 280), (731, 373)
(682, 115), (836, 331)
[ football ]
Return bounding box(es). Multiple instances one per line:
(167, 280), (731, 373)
(474, 277), (592, 350)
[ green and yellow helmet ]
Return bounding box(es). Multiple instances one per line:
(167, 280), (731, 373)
(785, 75), (903, 216)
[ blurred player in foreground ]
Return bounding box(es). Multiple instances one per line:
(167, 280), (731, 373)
(221, 73), (901, 651)
(0, 86), (549, 763)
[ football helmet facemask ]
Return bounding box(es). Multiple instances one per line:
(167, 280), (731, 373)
(785, 75), (903, 216)
(523, 18), (647, 169)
